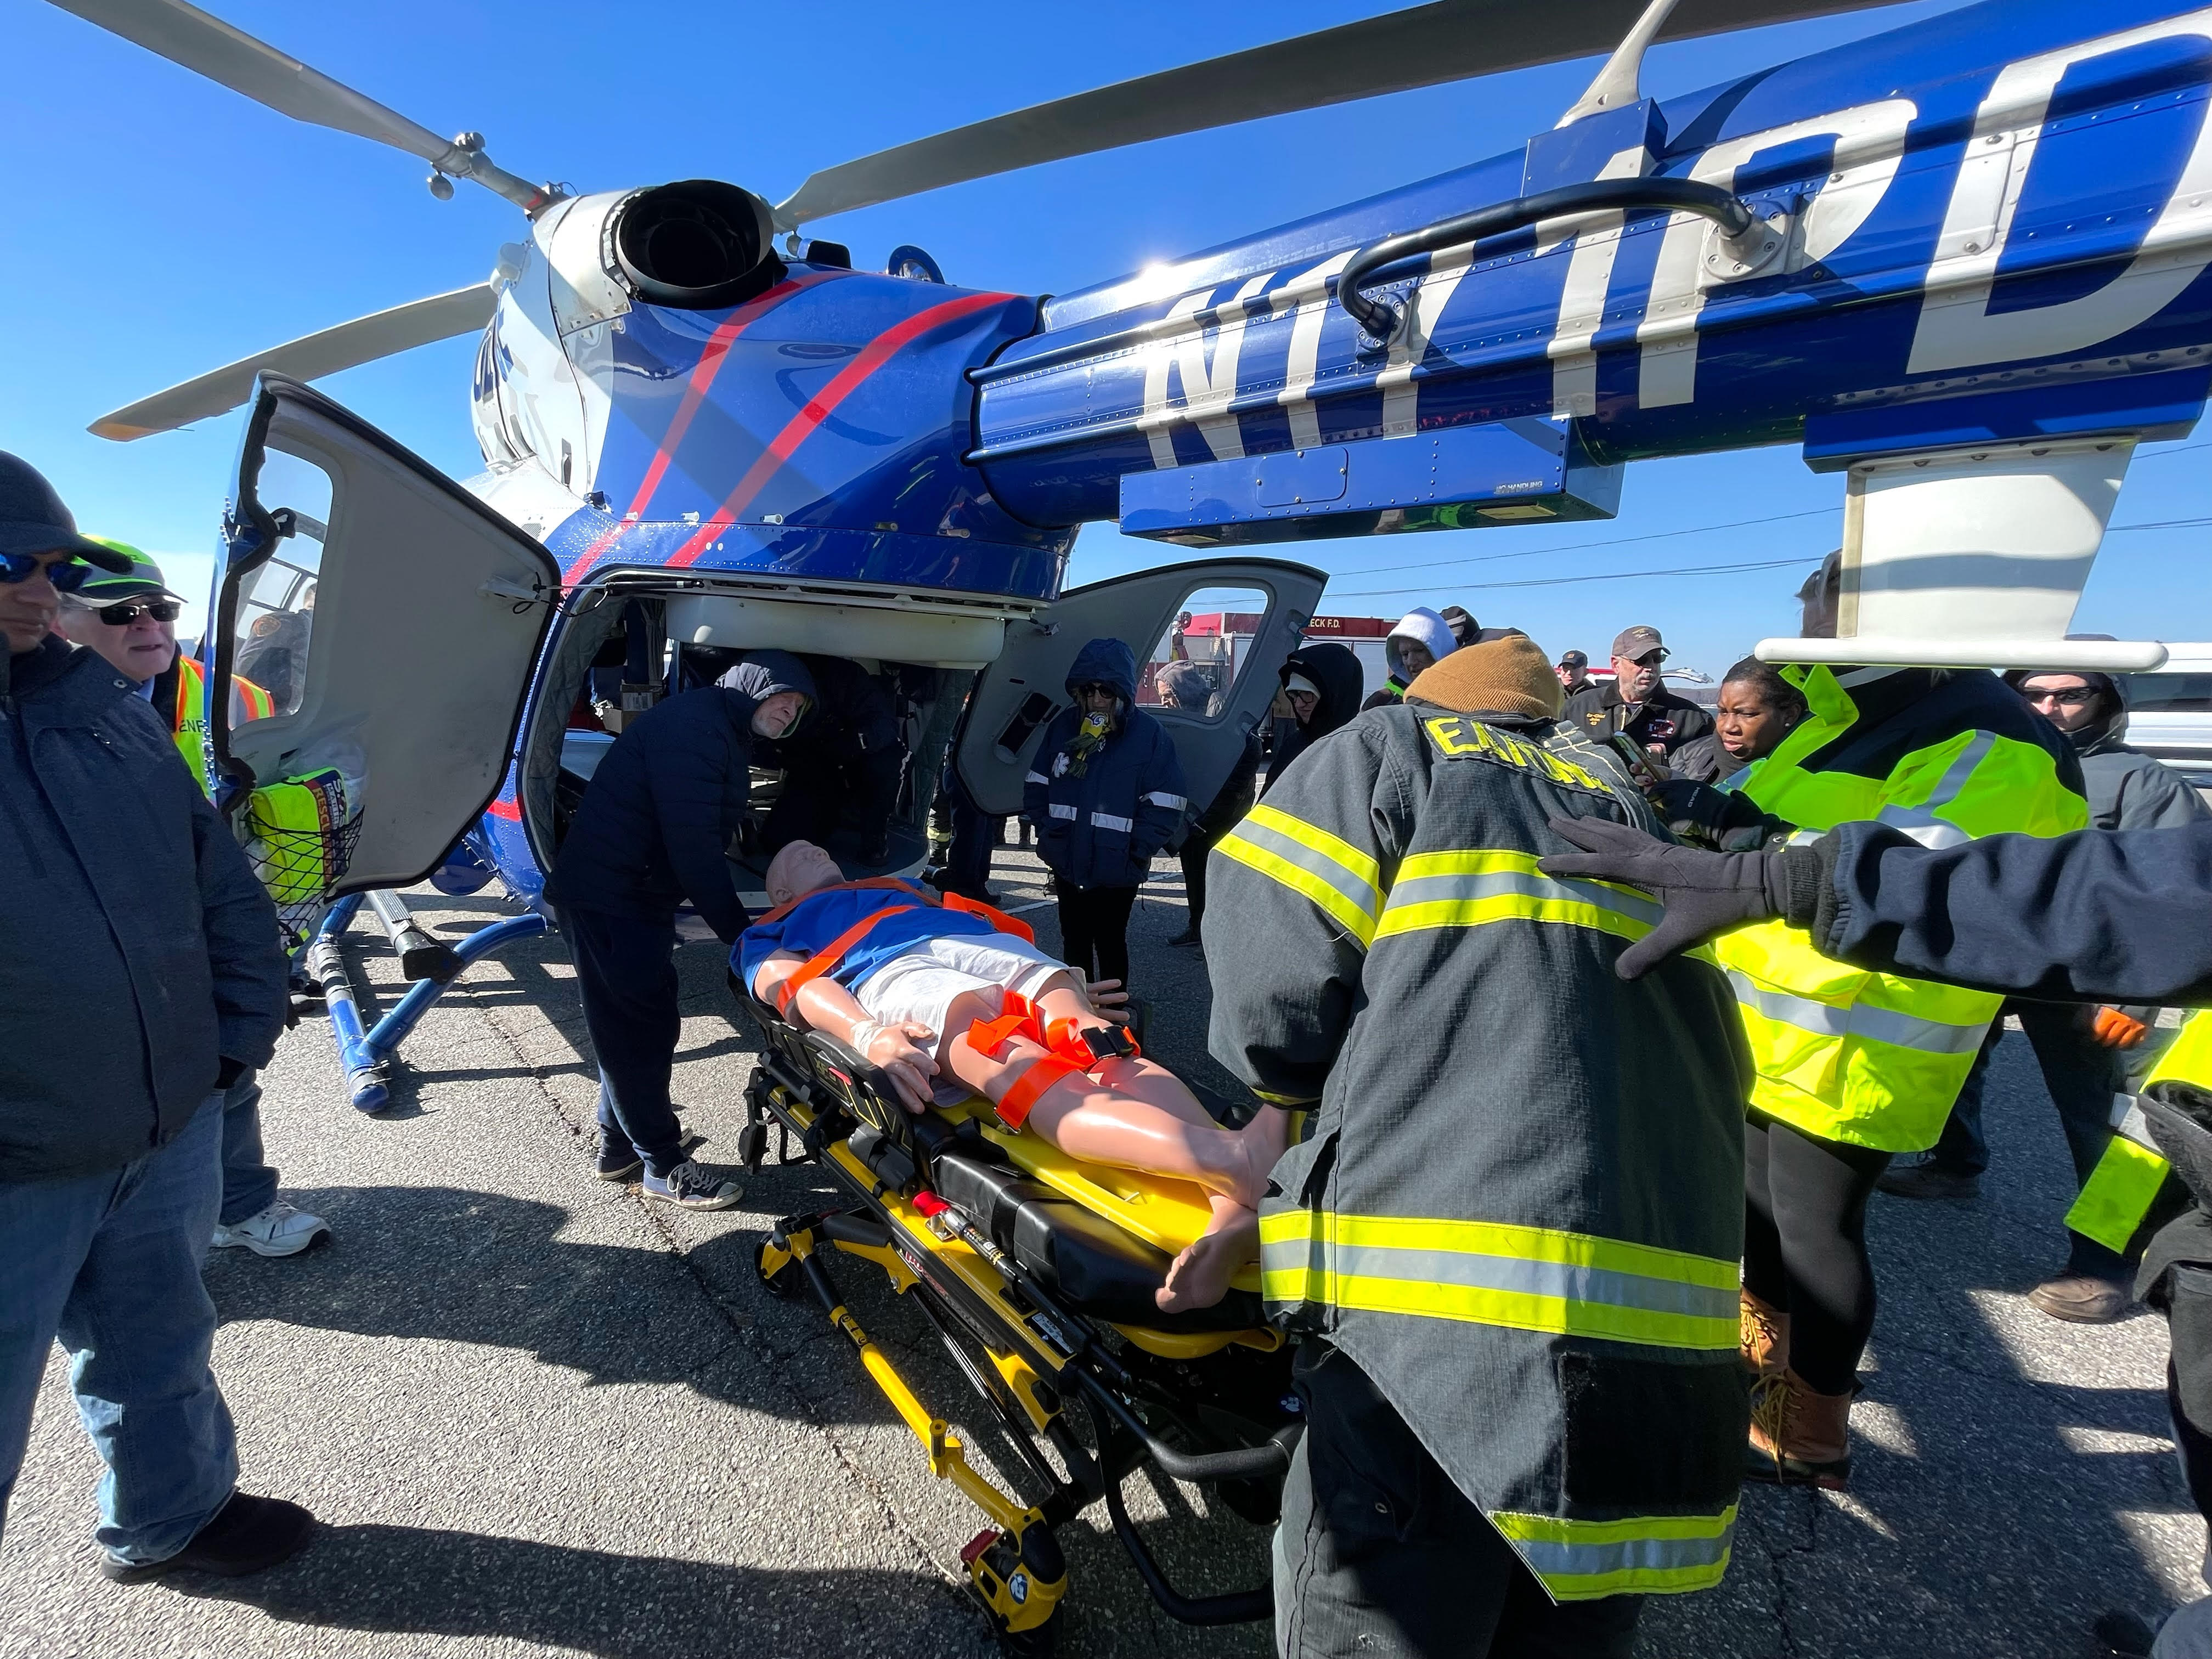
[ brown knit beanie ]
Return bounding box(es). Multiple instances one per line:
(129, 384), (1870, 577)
(1404, 634), (1563, 720)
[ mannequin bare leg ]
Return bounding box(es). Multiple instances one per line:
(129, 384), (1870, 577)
(776, 958), (1287, 1310)
(929, 978), (1290, 1311)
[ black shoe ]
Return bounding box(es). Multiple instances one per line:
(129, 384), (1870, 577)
(596, 1127), (642, 1181)
(1875, 1158), (1981, 1202)
(101, 1493), (315, 1583)
(2094, 1610), (2157, 1658)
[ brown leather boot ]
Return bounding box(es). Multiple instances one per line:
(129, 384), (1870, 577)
(1740, 1289), (1790, 1382)
(1746, 1368), (1852, 1489)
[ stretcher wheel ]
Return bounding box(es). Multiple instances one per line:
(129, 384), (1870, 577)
(995, 1606), (1060, 1657)
(755, 1238), (803, 1300)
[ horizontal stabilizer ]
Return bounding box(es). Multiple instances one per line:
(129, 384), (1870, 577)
(90, 284), (495, 441)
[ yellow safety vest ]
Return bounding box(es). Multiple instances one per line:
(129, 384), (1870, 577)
(2064, 1013), (2211, 1254)
(171, 656), (275, 797)
(1716, 667), (2089, 1152)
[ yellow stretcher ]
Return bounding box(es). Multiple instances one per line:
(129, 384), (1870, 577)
(733, 980), (1297, 1655)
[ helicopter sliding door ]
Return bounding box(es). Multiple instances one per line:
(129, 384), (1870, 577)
(956, 556), (1326, 819)
(213, 374), (561, 894)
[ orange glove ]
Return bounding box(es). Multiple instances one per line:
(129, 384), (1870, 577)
(2091, 1007), (2149, 1048)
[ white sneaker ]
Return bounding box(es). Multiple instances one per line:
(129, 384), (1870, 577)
(212, 1200), (331, 1257)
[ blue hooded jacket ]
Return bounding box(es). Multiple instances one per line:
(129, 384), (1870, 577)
(1023, 637), (1187, 890)
(546, 651), (817, 943)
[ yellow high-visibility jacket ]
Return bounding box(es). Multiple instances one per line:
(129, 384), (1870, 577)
(167, 654), (274, 797)
(1719, 666), (2087, 1152)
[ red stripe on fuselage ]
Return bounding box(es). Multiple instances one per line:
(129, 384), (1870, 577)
(487, 797), (522, 820)
(666, 291), (1011, 569)
(562, 273), (843, 586)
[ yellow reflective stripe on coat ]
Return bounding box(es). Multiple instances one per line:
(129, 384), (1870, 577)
(1257, 1210), (1740, 1351)
(1489, 1505), (1737, 1600)
(1214, 803), (1384, 946)
(1374, 850), (1662, 945)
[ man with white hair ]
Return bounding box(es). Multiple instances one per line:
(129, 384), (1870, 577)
(53, 539), (328, 1260)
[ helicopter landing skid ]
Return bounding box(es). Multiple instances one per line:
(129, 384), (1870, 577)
(307, 893), (548, 1113)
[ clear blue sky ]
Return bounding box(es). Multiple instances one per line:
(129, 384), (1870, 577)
(4, 0), (2205, 672)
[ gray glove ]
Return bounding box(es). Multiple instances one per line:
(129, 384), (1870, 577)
(1539, 816), (1808, 980)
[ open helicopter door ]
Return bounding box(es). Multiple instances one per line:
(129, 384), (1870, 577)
(212, 375), (560, 895)
(956, 557), (1327, 819)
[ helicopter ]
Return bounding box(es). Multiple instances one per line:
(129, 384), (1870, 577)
(47, 0), (2212, 1109)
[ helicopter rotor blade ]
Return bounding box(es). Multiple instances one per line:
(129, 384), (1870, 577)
(89, 284), (497, 441)
(44, 0), (552, 211)
(774, 0), (1895, 228)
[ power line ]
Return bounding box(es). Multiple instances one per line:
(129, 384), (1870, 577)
(1318, 438), (2212, 585)
(1329, 517), (2212, 600)
(1323, 507), (1834, 579)
(1338, 555), (1820, 599)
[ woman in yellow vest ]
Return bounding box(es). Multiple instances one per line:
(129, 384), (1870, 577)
(1715, 556), (2089, 1488)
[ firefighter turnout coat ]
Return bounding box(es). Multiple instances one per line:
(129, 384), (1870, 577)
(1206, 702), (1753, 1601)
(1718, 667), (2087, 1153)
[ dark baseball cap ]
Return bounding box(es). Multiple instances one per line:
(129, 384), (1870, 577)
(0, 453), (133, 571)
(1559, 650), (1588, 668)
(1611, 625), (1667, 659)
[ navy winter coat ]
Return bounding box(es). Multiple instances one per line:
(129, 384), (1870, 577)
(1023, 637), (1187, 891)
(1804, 819), (2212, 1007)
(1, 637), (287, 1181)
(545, 652), (816, 943)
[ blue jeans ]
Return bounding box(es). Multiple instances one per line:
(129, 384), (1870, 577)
(0, 1095), (239, 1564)
(219, 1070), (279, 1227)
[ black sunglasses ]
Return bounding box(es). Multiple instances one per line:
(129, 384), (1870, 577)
(0, 551), (93, 591)
(92, 600), (181, 625)
(1074, 682), (1119, 698)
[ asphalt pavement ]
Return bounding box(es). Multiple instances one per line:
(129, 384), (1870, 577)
(1, 842), (2199, 1659)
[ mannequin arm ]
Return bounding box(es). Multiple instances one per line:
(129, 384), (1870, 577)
(751, 950), (939, 1109)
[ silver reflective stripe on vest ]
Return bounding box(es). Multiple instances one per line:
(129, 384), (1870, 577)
(1143, 792), (1186, 810)
(1872, 732), (1993, 849)
(1386, 868), (1664, 929)
(1091, 811), (1134, 832)
(1725, 970), (1988, 1056)
(1509, 1528), (1733, 1584)
(1025, 771), (1049, 786)
(1049, 803), (1077, 820)
(1321, 1240), (1737, 1326)
(2112, 1094), (2158, 1150)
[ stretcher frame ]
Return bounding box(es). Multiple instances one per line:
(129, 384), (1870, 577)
(732, 979), (1298, 1655)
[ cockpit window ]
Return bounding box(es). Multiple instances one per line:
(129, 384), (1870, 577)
(230, 450), (329, 720)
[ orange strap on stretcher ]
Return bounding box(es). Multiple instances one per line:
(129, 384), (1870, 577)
(960, 995), (1138, 1129)
(772, 905), (909, 1017)
(941, 890), (1036, 944)
(765, 880), (1039, 1020)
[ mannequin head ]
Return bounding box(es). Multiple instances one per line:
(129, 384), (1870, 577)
(766, 839), (844, 906)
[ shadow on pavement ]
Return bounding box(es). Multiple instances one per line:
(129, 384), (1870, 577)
(170, 1523), (988, 1658)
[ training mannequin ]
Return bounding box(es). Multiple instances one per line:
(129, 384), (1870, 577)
(740, 841), (1288, 1310)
